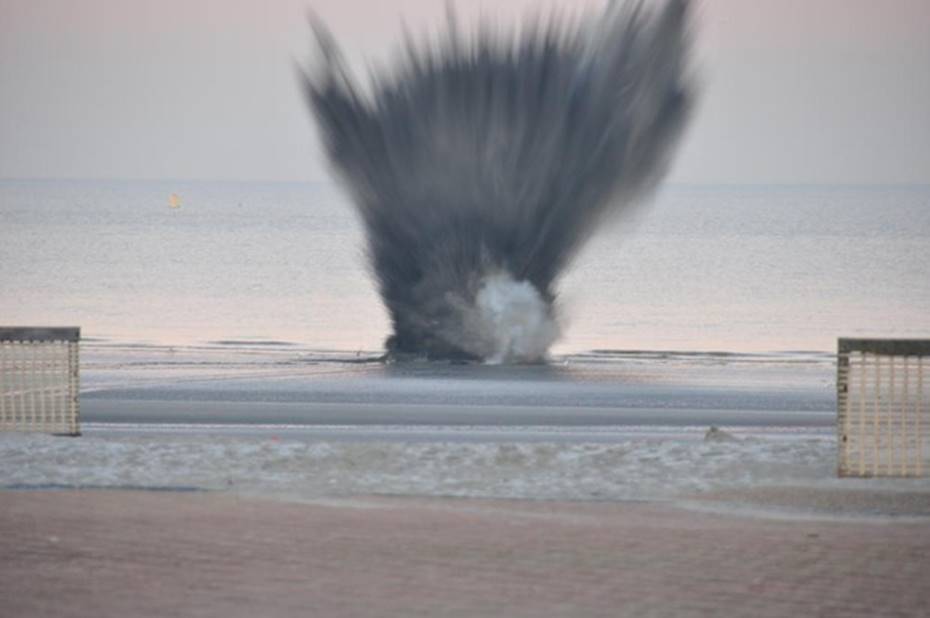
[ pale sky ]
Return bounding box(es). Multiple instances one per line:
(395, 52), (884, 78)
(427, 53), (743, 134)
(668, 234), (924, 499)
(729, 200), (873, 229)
(1, 0), (928, 185)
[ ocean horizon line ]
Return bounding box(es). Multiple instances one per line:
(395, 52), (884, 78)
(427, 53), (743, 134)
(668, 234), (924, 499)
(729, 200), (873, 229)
(1, 177), (928, 191)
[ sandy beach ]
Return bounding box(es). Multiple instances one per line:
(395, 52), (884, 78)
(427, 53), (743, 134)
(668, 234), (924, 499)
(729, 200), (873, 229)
(3, 488), (929, 617)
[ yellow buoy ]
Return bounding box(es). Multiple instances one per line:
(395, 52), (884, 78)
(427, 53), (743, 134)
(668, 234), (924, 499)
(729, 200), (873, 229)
(169, 193), (181, 209)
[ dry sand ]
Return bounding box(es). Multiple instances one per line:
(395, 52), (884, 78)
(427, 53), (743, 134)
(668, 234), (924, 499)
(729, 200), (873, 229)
(2, 488), (929, 617)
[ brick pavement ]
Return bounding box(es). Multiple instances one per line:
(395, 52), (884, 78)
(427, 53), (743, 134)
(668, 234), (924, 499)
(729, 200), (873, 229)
(1, 491), (928, 617)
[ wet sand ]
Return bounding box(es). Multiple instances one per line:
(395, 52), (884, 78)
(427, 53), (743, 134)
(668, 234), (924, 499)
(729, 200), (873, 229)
(679, 486), (930, 520)
(79, 344), (837, 430)
(2, 489), (928, 617)
(81, 398), (834, 429)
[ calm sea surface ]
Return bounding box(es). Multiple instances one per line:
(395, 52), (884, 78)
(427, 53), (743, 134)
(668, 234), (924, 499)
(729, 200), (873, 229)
(1, 180), (928, 353)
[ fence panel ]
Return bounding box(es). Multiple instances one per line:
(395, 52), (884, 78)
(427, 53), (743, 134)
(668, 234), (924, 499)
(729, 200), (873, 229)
(837, 338), (929, 477)
(0, 327), (80, 436)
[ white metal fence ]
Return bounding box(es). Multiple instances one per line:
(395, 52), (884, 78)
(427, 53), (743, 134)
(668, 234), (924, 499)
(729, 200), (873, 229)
(837, 338), (929, 477)
(0, 327), (80, 436)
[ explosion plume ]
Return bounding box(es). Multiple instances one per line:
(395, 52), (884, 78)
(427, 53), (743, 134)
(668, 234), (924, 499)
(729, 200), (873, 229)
(303, 1), (694, 362)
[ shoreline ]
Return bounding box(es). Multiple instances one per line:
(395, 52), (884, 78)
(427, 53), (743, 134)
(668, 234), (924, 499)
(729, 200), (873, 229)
(1, 430), (853, 504)
(6, 482), (930, 521)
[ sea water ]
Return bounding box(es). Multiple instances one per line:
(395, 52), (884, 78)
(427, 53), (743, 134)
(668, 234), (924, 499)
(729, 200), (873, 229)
(1, 180), (928, 353)
(3, 183), (929, 504)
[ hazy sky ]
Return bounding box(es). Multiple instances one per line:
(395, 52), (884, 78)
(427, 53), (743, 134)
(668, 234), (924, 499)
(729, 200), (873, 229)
(1, 0), (928, 184)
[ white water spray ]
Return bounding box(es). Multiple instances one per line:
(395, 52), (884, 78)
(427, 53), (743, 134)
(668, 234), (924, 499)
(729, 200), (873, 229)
(459, 272), (560, 364)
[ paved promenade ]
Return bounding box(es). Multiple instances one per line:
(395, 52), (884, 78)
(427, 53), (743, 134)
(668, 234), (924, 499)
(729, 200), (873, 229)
(2, 490), (928, 617)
